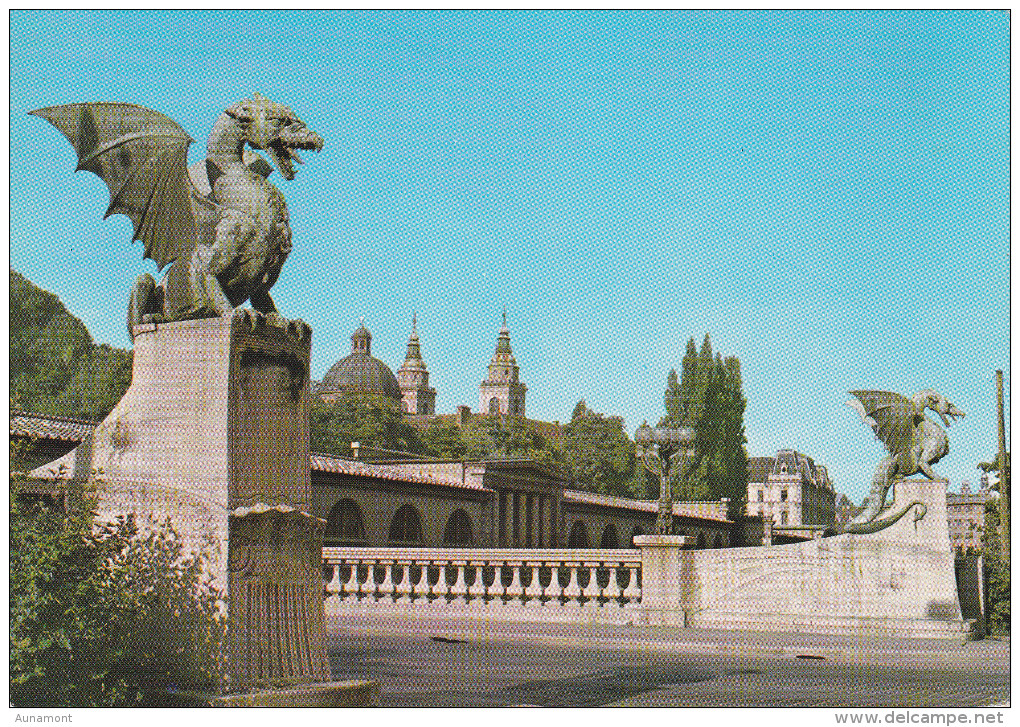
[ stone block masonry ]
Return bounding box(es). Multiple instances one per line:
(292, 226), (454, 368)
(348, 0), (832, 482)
(71, 311), (332, 690)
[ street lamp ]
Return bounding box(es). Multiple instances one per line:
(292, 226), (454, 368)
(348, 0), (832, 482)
(635, 422), (696, 535)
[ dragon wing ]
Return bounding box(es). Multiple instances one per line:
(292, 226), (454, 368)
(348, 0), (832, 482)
(847, 390), (918, 456)
(31, 103), (198, 270)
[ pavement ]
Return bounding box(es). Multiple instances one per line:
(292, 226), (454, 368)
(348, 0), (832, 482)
(326, 613), (1011, 707)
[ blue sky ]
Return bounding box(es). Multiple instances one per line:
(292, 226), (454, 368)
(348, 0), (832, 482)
(9, 10), (1009, 503)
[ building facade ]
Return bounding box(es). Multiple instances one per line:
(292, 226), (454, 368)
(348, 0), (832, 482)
(17, 411), (744, 551)
(746, 449), (837, 527)
(947, 481), (996, 555)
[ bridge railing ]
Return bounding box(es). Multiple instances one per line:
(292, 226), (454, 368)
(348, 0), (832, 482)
(322, 547), (642, 622)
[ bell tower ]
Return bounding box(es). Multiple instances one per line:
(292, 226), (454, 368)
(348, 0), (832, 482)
(479, 309), (527, 417)
(397, 312), (436, 415)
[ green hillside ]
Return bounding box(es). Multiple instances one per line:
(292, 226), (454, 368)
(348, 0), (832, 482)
(10, 269), (132, 420)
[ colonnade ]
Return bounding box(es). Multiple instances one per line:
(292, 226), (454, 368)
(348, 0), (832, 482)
(497, 489), (558, 548)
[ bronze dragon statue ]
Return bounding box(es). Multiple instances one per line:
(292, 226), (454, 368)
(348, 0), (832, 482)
(31, 94), (323, 333)
(843, 389), (965, 533)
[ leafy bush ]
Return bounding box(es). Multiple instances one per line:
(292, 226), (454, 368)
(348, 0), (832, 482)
(10, 476), (227, 706)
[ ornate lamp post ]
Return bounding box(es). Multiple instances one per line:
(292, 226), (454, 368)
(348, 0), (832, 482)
(635, 422), (696, 535)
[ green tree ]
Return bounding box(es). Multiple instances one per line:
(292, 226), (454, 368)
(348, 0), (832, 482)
(419, 421), (469, 459)
(662, 335), (749, 504)
(663, 369), (682, 423)
(562, 401), (636, 497)
(309, 394), (425, 457)
(982, 492), (1010, 634)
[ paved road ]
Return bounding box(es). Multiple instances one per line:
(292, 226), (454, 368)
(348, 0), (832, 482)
(327, 614), (1010, 708)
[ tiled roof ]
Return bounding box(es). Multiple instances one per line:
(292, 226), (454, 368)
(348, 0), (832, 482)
(747, 456), (775, 483)
(309, 452), (487, 491)
(10, 411), (97, 442)
(562, 489), (732, 524)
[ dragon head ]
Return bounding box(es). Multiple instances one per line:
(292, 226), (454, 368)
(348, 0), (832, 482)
(225, 93), (324, 180)
(915, 389), (965, 427)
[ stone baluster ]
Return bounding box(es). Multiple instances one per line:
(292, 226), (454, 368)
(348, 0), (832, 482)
(545, 564), (566, 608)
(343, 561), (362, 603)
(524, 563), (545, 608)
(581, 562), (601, 609)
(394, 562), (414, 605)
(376, 561), (395, 604)
(601, 563), (624, 610)
(324, 564), (342, 611)
(504, 562), (524, 605)
(407, 564), (425, 604)
(561, 562), (582, 608)
(449, 561), (469, 605)
(433, 560), (454, 605)
(466, 562), (488, 606)
(622, 563), (641, 608)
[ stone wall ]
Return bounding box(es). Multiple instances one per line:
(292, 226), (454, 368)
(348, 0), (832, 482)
(675, 480), (971, 638)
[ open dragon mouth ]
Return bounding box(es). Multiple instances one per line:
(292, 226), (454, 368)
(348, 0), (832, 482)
(940, 407), (965, 427)
(266, 127), (324, 180)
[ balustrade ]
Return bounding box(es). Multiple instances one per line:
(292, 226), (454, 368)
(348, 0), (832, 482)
(322, 547), (642, 621)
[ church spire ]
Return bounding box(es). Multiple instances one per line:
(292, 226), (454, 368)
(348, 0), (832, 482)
(479, 310), (527, 417)
(397, 312), (435, 416)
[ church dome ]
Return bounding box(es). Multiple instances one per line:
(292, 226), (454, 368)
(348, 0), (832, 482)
(319, 322), (401, 401)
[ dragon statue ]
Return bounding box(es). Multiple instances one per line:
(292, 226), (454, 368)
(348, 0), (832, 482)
(31, 94), (323, 333)
(843, 389), (965, 533)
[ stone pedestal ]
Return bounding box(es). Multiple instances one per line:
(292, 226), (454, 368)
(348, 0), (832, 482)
(683, 480), (973, 638)
(633, 534), (687, 626)
(71, 311), (334, 691)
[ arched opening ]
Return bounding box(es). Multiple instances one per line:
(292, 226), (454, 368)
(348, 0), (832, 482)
(388, 504), (424, 545)
(326, 498), (366, 545)
(600, 523), (620, 549)
(488, 397), (500, 415)
(696, 532), (707, 550)
(631, 525), (645, 545)
(567, 521), (590, 548)
(442, 509), (474, 546)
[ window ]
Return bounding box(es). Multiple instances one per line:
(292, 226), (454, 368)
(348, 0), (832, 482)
(568, 521), (590, 548)
(600, 523), (620, 549)
(488, 397), (500, 415)
(326, 498), (366, 545)
(442, 509), (474, 546)
(758, 490), (764, 502)
(780, 511), (788, 525)
(388, 505), (424, 545)
(631, 525), (645, 545)
(781, 489), (788, 502)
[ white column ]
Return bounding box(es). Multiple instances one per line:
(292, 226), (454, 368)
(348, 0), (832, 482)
(394, 562), (414, 605)
(376, 562), (396, 604)
(602, 563), (624, 611)
(561, 562), (582, 608)
(504, 563), (524, 605)
(449, 562), (469, 605)
(581, 563), (601, 609)
(324, 563), (342, 611)
(343, 561), (361, 604)
(524, 562), (545, 607)
(467, 562), (488, 606)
